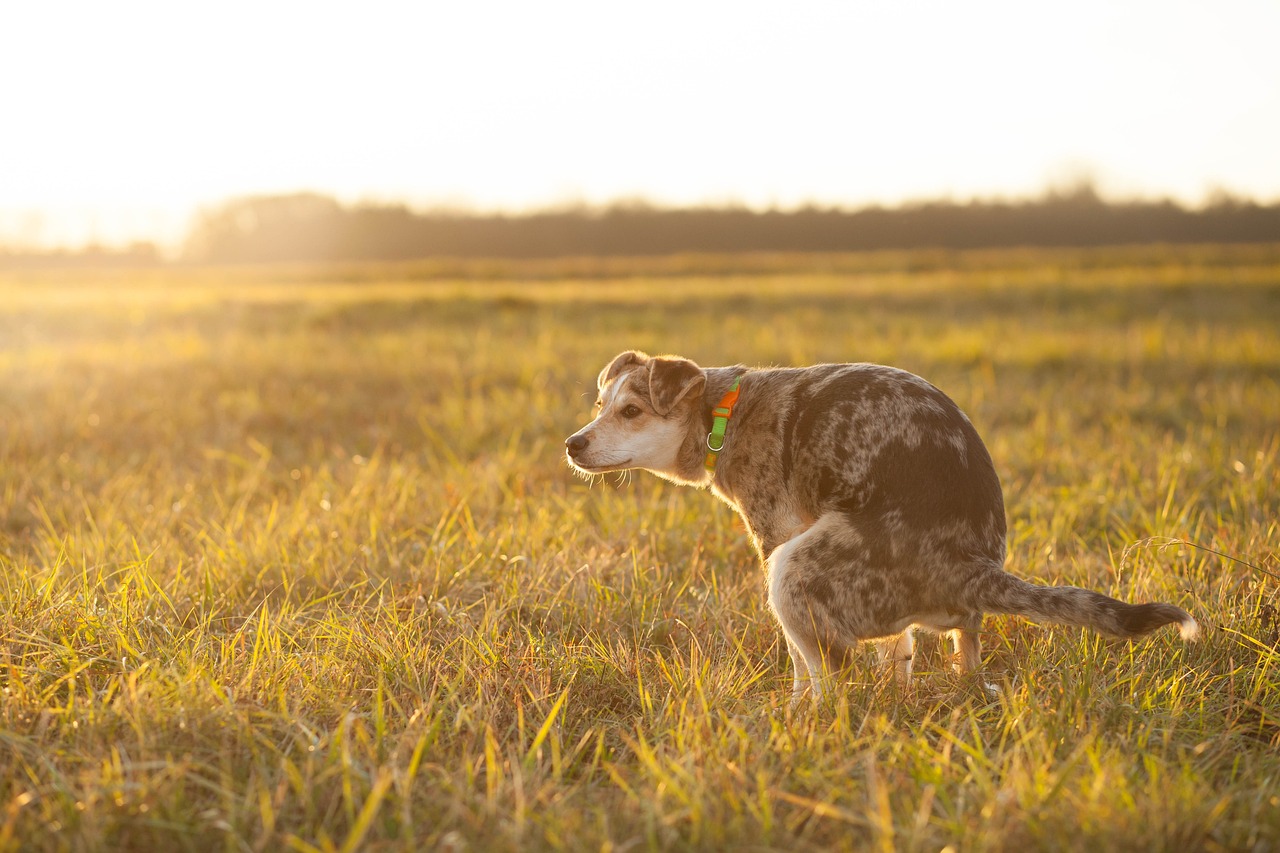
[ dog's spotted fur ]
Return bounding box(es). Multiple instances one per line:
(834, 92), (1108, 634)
(566, 351), (1198, 702)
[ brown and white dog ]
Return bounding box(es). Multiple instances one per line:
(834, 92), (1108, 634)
(566, 351), (1198, 702)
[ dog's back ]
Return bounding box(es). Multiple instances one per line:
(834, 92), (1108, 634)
(712, 362), (1006, 580)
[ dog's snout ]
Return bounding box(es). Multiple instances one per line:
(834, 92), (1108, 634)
(565, 434), (590, 457)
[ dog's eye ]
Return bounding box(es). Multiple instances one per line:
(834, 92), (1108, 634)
(621, 404), (642, 419)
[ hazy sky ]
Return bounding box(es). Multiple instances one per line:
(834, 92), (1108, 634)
(3, 0), (1279, 248)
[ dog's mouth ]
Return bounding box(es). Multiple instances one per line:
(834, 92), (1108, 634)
(567, 454), (632, 474)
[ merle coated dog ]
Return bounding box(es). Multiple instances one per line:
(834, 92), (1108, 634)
(566, 351), (1197, 702)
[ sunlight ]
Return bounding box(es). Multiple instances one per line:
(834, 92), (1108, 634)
(1, 0), (1278, 248)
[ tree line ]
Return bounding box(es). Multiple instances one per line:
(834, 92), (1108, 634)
(3, 186), (1277, 267)
(183, 188), (1280, 263)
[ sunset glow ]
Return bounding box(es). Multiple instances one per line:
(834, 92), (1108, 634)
(2, 0), (1278, 248)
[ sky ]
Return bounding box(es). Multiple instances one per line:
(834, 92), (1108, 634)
(2, 0), (1279, 249)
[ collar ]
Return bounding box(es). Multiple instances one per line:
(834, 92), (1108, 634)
(704, 376), (742, 473)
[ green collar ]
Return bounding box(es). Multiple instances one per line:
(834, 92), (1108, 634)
(704, 377), (742, 473)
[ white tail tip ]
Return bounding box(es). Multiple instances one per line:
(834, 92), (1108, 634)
(1179, 616), (1200, 641)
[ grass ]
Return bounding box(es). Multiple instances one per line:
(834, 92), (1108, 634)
(1, 246), (1278, 851)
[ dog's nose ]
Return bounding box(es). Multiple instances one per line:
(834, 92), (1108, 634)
(565, 434), (589, 457)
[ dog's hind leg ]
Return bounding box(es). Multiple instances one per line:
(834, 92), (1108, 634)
(949, 614), (983, 674)
(767, 534), (836, 706)
(783, 636), (815, 702)
(766, 516), (878, 705)
(874, 630), (914, 685)
(948, 613), (998, 696)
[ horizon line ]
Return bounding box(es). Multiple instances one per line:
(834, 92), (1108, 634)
(3, 180), (1278, 255)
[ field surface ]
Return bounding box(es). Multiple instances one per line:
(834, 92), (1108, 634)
(1, 247), (1279, 851)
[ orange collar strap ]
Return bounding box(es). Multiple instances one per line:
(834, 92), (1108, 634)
(704, 377), (742, 473)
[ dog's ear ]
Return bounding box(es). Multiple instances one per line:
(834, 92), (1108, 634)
(598, 350), (648, 390)
(647, 356), (705, 416)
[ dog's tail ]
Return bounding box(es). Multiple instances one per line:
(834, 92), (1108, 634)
(972, 571), (1198, 640)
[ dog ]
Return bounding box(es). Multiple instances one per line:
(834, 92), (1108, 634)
(565, 351), (1198, 703)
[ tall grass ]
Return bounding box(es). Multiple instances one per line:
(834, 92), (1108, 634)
(1, 246), (1278, 850)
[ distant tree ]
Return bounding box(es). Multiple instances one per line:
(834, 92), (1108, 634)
(180, 189), (1280, 264)
(185, 193), (344, 263)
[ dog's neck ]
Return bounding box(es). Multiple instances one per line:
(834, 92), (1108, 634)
(662, 366), (750, 487)
(700, 366), (749, 432)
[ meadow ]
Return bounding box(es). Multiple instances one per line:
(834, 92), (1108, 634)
(1, 246), (1278, 851)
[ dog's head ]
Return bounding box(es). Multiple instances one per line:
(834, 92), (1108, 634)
(565, 350), (706, 481)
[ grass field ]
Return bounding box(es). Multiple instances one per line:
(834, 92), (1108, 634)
(1, 247), (1278, 851)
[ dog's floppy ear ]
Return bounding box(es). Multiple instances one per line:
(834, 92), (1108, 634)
(598, 350), (648, 390)
(647, 356), (705, 416)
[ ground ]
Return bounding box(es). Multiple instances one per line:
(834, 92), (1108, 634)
(1, 246), (1277, 851)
